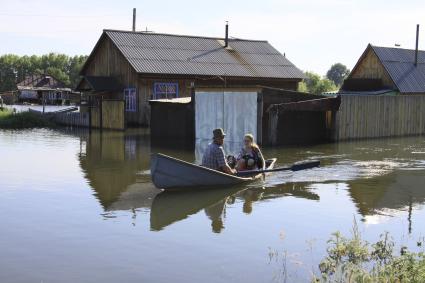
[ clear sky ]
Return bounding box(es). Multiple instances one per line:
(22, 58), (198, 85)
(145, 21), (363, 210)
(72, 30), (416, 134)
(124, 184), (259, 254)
(1, 0), (424, 75)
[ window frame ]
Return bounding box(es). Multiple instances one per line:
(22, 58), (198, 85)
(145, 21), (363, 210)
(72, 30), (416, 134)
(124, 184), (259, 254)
(124, 88), (137, 112)
(153, 82), (179, 99)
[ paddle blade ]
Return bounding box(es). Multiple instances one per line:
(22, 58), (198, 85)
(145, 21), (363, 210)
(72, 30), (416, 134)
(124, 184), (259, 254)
(290, 160), (320, 171)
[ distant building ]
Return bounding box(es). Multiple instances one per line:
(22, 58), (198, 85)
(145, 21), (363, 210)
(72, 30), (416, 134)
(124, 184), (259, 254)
(17, 74), (74, 104)
(77, 29), (305, 126)
(341, 44), (425, 95)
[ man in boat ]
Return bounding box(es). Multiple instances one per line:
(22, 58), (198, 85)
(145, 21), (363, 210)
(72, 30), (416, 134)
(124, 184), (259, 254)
(201, 128), (237, 175)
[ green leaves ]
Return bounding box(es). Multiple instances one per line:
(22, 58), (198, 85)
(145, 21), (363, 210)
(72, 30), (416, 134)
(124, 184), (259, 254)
(326, 63), (350, 86)
(318, 226), (425, 282)
(0, 53), (88, 92)
(298, 71), (337, 95)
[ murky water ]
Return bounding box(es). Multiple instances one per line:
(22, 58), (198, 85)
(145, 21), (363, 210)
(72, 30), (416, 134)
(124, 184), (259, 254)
(0, 128), (424, 283)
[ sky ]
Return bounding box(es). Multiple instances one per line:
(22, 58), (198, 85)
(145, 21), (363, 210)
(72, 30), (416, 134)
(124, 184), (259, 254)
(1, 0), (424, 75)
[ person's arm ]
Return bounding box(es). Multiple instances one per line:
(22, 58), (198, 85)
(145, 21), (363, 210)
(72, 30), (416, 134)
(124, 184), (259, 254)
(217, 147), (237, 175)
(257, 148), (266, 170)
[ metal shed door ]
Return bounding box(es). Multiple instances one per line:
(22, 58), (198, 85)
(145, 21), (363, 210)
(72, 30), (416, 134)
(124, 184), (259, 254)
(195, 91), (258, 143)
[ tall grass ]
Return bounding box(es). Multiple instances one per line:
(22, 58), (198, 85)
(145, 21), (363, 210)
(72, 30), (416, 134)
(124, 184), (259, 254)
(0, 109), (55, 129)
(314, 220), (425, 283)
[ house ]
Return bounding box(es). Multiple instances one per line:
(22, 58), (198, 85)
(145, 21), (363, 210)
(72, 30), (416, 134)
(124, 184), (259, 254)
(341, 44), (425, 94)
(17, 74), (74, 104)
(77, 28), (305, 126)
(330, 43), (425, 141)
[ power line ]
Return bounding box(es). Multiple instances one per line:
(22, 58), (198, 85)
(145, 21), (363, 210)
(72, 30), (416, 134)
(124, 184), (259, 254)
(0, 13), (128, 18)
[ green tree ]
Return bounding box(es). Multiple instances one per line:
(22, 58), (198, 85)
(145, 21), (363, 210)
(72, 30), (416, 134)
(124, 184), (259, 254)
(299, 71), (337, 95)
(0, 53), (87, 92)
(326, 63), (350, 86)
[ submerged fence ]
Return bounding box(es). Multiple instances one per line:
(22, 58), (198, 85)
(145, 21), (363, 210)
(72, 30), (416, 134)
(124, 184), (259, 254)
(53, 112), (89, 127)
(335, 95), (425, 140)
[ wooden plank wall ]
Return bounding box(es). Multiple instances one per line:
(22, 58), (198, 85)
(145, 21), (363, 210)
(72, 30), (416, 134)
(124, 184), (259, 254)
(102, 100), (125, 130)
(336, 95), (425, 140)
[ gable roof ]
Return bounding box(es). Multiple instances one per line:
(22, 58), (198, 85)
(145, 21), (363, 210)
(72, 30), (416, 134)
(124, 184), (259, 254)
(354, 44), (425, 93)
(17, 74), (69, 91)
(82, 29), (305, 80)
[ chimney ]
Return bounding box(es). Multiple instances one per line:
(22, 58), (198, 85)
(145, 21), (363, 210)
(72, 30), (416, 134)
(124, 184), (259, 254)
(224, 21), (229, 48)
(415, 24), (419, 66)
(132, 8), (136, 32)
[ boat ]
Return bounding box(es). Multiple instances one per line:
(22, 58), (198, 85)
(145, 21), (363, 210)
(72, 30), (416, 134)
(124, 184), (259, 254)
(150, 153), (277, 190)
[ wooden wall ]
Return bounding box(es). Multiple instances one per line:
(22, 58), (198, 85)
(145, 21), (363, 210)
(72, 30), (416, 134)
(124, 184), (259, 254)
(350, 48), (395, 89)
(335, 95), (425, 140)
(150, 101), (194, 146)
(102, 100), (125, 130)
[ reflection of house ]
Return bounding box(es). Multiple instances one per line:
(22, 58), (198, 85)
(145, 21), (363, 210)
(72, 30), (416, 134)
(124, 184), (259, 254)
(17, 74), (75, 104)
(78, 129), (154, 209)
(77, 27), (305, 126)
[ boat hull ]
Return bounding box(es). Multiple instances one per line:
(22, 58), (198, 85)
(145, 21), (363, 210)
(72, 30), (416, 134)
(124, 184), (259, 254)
(150, 153), (276, 190)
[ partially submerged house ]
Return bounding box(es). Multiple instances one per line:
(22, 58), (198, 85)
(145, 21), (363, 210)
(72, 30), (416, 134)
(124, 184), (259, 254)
(332, 43), (425, 141)
(77, 28), (306, 126)
(341, 44), (425, 95)
(17, 74), (75, 104)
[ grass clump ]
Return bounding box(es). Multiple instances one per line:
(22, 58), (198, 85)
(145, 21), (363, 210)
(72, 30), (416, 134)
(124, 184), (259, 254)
(0, 109), (55, 129)
(314, 220), (425, 283)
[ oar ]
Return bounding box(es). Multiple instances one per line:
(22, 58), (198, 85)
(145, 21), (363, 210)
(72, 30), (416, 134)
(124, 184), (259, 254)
(236, 160), (320, 177)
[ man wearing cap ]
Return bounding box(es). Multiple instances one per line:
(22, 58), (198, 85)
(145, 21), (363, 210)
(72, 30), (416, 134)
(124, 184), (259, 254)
(201, 128), (237, 175)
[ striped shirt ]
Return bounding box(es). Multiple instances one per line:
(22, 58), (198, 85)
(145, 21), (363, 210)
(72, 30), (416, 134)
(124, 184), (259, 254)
(201, 142), (227, 171)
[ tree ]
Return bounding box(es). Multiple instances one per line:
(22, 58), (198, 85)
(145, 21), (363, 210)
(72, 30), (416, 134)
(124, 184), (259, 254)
(299, 71), (337, 95)
(0, 53), (87, 92)
(326, 63), (350, 86)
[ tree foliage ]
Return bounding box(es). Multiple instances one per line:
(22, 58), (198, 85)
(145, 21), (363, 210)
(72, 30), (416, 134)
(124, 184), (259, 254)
(0, 53), (87, 92)
(298, 71), (337, 95)
(326, 63), (350, 86)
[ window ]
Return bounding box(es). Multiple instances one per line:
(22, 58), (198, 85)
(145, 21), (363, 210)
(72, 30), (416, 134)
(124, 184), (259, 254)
(124, 88), (137, 112)
(153, 82), (178, 99)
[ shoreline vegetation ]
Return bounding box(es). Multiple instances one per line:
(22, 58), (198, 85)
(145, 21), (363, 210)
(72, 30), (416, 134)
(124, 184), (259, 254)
(0, 108), (55, 129)
(269, 220), (425, 282)
(314, 223), (425, 282)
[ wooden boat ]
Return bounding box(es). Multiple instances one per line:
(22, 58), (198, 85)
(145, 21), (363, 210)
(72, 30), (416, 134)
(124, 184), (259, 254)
(150, 153), (277, 190)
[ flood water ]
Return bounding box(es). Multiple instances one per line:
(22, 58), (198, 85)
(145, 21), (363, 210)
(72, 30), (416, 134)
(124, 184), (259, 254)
(0, 128), (424, 283)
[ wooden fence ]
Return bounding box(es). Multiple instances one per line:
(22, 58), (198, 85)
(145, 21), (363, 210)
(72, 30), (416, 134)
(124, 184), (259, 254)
(335, 95), (425, 140)
(54, 112), (89, 127)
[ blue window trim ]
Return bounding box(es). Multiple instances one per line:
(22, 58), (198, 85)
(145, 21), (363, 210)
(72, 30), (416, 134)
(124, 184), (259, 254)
(153, 82), (179, 99)
(124, 88), (137, 112)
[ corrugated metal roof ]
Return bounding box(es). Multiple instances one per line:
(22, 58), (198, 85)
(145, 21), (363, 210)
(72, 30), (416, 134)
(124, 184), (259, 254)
(372, 45), (425, 93)
(104, 30), (305, 79)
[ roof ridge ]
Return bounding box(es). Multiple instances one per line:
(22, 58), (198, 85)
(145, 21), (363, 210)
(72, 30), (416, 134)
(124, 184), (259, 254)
(103, 29), (268, 43)
(371, 44), (425, 53)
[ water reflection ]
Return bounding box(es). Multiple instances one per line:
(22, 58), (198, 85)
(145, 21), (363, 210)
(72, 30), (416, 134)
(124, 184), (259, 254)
(77, 129), (157, 210)
(75, 129), (425, 234)
(151, 187), (243, 232)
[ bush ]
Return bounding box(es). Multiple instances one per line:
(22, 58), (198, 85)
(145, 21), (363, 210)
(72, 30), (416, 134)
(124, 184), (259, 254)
(0, 110), (55, 129)
(314, 221), (425, 283)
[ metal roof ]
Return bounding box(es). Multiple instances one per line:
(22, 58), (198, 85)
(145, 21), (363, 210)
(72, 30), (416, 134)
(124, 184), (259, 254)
(103, 30), (305, 80)
(17, 74), (68, 90)
(371, 45), (425, 93)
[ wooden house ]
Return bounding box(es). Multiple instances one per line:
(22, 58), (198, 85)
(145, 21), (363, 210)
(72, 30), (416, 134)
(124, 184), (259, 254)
(77, 29), (305, 126)
(330, 44), (425, 141)
(342, 44), (425, 94)
(17, 74), (74, 104)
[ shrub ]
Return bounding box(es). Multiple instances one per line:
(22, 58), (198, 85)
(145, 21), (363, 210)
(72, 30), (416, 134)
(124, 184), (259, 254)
(0, 110), (55, 129)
